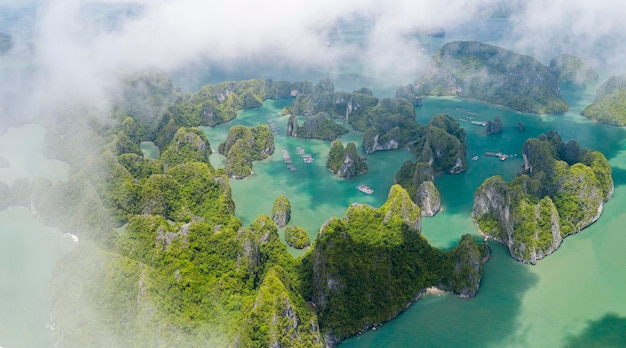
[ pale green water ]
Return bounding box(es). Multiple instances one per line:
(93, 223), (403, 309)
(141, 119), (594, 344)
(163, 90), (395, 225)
(140, 141), (160, 159)
(0, 124), (70, 185)
(201, 83), (626, 346)
(0, 125), (75, 348)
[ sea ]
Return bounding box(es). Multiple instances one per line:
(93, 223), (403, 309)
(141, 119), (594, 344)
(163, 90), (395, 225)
(2, 10), (626, 348)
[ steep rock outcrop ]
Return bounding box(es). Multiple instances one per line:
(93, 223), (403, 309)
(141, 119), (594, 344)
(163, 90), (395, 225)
(473, 132), (613, 264)
(443, 234), (490, 298)
(284, 225), (311, 249)
(309, 185), (488, 342)
(415, 181), (441, 217)
(416, 41), (569, 114)
(327, 140), (368, 179)
(271, 195), (291, 228)
(218, 124), (275, 179)
(238, 266), (324, 347)
(286, 115), (299, 137)
(160, 127), (211, 167)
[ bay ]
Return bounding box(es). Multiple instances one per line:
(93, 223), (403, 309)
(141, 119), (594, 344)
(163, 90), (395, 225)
(199, 80), (626, 346)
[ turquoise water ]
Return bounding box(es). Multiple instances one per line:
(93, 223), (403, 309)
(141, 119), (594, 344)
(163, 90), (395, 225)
(201, 81), (626, 346)
(202, 99), (412, 256)
(0, 125), (76, 348)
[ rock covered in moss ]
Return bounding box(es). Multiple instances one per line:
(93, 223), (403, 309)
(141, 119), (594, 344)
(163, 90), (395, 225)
(238, 266), (324, 347)
(218, 124), (275, 179)
(284, 225), (310, 249)
(271, 194), (291, 228)
(309, 184), (488, 342)
(327, 140), (368, 179)
(286, 113), (348, 141)
(161, 127), (211, 167)
(473, 132), (613, 264)
(443, 234), (490, 297)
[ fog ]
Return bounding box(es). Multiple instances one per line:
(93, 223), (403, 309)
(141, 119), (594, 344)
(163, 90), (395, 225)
(1, 0), (626, 114)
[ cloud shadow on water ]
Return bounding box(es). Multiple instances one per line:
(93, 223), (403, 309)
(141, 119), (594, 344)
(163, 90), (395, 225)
(340, 244), (540, 347)
(562, 314), (626, 348)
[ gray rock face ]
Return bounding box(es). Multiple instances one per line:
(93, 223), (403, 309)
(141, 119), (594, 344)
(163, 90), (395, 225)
(271, 195), (291, 228)
(363, 133), (399, 154)
(286, 115), (298, 137)
(416, 181), (441, 217)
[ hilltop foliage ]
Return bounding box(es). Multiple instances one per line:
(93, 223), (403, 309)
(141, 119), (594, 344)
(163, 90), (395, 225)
(218, 124), (275, 179)
(326, 140), (368, 179)
(307, 185), (489, 340)
(284, 226), (311, 249)
(582, 74), (626, 126)
(473, 131), (613, 263)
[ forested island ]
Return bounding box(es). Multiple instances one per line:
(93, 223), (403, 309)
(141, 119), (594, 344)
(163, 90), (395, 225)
(326, 140), (368, 179)
(0, 71), (494, 347)
(473, 132), (613, 264)
(582, 74), (626, 126)
(416, 41), (569, 114)
(218, 124), (275, 179)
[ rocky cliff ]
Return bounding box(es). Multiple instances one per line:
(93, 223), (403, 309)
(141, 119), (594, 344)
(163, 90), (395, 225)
(271, 194), (291, 228)
(415, 181), (441, 217)
(327, 140), (368, 179)
(443, 234), (490, 298)
(308, 185), (487, 342)
(416, 41), (569, 114)
(218, 124), (275, 179)
(237, 266), (323, 347)
(394, 114), (465, 214)
(473, 132), (613, 263)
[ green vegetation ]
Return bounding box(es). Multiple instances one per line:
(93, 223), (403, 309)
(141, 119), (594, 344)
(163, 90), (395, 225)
(394, 114), (465, 211)
(10, 72), (492, 347)
(326, 140), (368, 179)
(286, 113), (348, 141)
(548, 54), (598, 83)
(284, 226), (311, 249)
(582, 74), (626, 125)
(417, 41), (569, 114)
(307, 185), (489, 340)
(271, 194), (291, 228)
(473, 131), (613, 263)
(218, 124), (275, 179)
